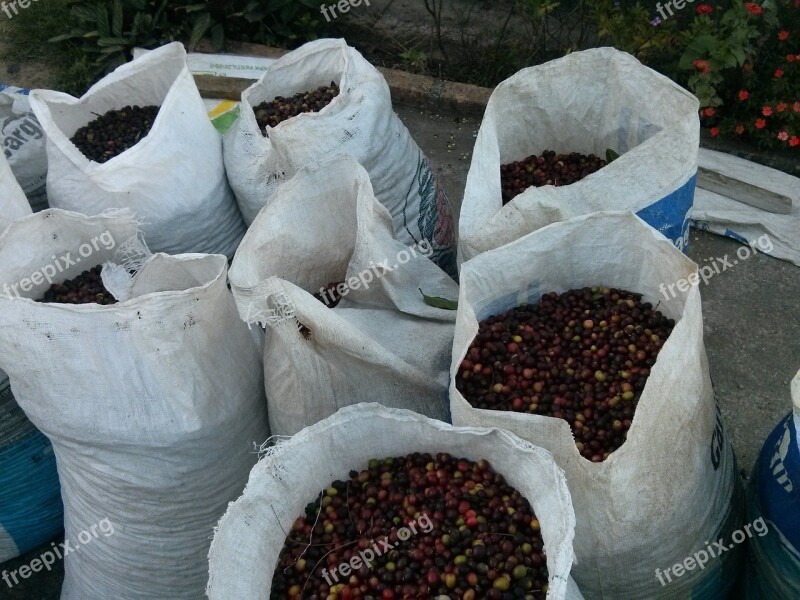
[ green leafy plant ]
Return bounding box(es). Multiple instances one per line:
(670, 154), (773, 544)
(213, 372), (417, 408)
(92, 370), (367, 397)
(47, 0), (325, 83)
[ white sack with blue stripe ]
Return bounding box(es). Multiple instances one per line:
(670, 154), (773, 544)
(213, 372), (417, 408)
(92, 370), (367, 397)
(459, 47), (699, 263)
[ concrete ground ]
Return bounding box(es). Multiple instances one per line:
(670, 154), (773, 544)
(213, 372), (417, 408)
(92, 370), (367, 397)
(0, 96), (798, 597)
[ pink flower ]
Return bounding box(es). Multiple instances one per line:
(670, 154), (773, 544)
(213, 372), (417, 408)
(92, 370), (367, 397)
(755, 118), (767, 129)
(777, 102), (788, 113)
(735, 124), (746, 135)
(778, 131), (789, 141)
(762, 106), (774, 117)
(775, 68), (785, 78)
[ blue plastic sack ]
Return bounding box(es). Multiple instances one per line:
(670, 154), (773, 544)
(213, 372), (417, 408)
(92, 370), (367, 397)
(0, 372), (63, 561)
(745, 372), (800, 598)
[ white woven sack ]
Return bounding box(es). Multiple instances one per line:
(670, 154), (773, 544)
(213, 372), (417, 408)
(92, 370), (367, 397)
(0, 86), (48, 211)
(207, 403), (584, 599)
(229, 156), (458, 436)
(459, 47), (699, 263)
(450, 212), (739, 598)
(0, 151), (31, 231)
(28, 42), (245, 257)
(0, 209), (269, 599)
(224, 38), (456, 274)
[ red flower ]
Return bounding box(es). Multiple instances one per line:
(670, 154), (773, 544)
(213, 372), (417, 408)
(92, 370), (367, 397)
(702, 107), (716, 117)
(777, 102), (788, 113)
(738, 90), (750, 101)
(696, 3), (714, 15)
(778, 30), (789, 41)
(744, 3), (763, 15)
(755, 118), (767, 129)
(735, 124), (746, 135)
(794, 101), (800, 113)
(791, 136), (800, 147)
(692, 59), (711, 74)
(763, 106), (774, 116)
(778, 131), (789, 141)
(710, 127), (720, 137)
(775, 68), (784, 78)
(789, 55), (797, 63)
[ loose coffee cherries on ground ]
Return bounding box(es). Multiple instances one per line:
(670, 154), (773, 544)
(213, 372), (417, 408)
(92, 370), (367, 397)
(70, 105), (160, 163)
(456, 287), (675, 462)
(500, 151), (607, 204)
(253, 82), (340, 134)
(37, 265), (116, 305)
(271, 453), (549, 599)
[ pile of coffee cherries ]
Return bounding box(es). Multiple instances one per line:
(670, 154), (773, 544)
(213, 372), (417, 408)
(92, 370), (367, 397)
(455, 287), (675, 462)
(254, 83), (340, 133)
(70, 105), (160, 163)
(271, 453), (549, 599)
(500, 151), (608, 204)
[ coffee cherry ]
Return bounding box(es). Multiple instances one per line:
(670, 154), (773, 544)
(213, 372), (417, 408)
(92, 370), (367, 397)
(500, 151), (608, 204)
(271, 453), (549, 599)
(37, 265), (116, 305)
(455, 287), (675, 461)
(314, 282), (345, 308)
(70, 105), (160, 163)
(253, 82), (340, 135)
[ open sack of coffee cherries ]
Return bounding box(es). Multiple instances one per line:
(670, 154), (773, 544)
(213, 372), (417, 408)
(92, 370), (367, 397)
(450, 211), (743, 598)
(207, 404), (585, 600)
(28, 42), (246, 258)
(0, 209), (269, 599)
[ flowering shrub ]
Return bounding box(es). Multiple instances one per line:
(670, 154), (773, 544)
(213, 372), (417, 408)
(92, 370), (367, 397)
(672, 0), (799, 150)
(595, 0), (799, 151)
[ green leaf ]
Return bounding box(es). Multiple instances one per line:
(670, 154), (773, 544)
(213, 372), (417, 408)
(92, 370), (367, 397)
(180, 3), (209, 13)
(49, 32), (81, 43)
(111, 0), (123, 37)
(71, 5), (99, 23)
(98, 45), (127, 54)
(188, 12), (212, 50)
(606, 148), (620, 163)
(420, 289), (458, 310)
(210, 23), (225, 51)
(97, 37), (131, 47)
(95, 4), (110, 37)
